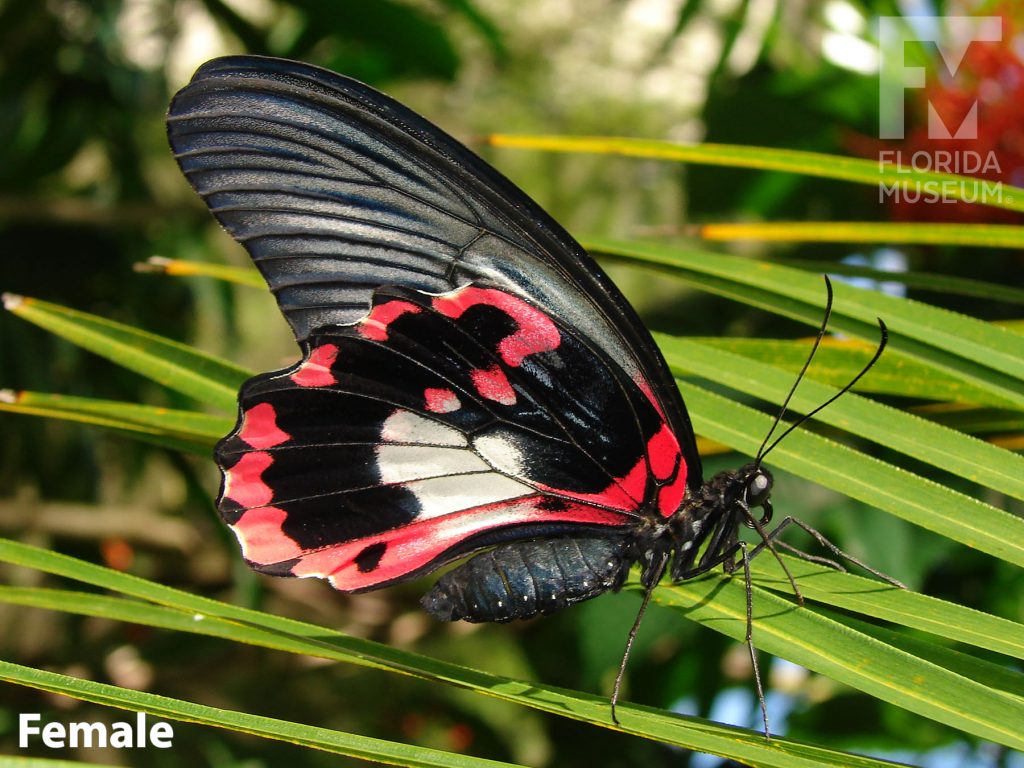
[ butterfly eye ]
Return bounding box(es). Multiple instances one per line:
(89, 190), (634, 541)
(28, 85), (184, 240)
(746, 471), (772, 507)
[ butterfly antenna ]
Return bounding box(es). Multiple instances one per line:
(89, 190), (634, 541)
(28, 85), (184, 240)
(754, 276), (835, 465)
(760, 318), (888, 461)
(610, 553), (669, 726)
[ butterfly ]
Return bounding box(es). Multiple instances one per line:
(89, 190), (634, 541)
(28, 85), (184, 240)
(167, 55), (897, 735)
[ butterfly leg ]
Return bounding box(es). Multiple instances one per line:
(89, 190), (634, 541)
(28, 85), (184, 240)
(748, 516), (906, 589)
(610, 551), (669, 726)
(739, 541), (772, 740)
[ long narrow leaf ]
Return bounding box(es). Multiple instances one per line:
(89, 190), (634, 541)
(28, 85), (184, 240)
(656, 575), (1024, 750)
(0, 660), (524, 768)
(751, 558), (1024, 660)
(690, 337), (1003, 405)
(699, 221), (1024, 248)
(0, 390), (229, 447)
(775, 258), (1024, 304)
(677, 382), (1024, 567)
(2, 294), (251, 412)
(488, 134), (1024, 214)
(658, 336), (1024, 501)
(0, 539), (914, 768)
(587, 240), (1024, 410)
(136, 256), (264, 287)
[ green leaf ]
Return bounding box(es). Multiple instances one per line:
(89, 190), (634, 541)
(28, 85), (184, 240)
(1, 294), (251, 412)
(659, 336), (1024, 501)
(676, 381), (1024, 567)
(0, 390), (230, 452)
(586, 240), (1024, 410)
(699, 221), (1024, 249)
(655, 575), (1024, 750)
(751, 557), (1024, 661)
(135, 256), (265, 287)
(0, 540), (912, 767)
(489, 134), (1024, 214)
(776, 257), (1024, 305)
(689, 337), (1004, 405)
(0, 659), (524, 768)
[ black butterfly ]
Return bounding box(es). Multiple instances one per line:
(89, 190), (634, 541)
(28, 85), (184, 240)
(168, 55), (899, 735)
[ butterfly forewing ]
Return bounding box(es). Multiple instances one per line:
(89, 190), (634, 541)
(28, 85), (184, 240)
(168, 55), (702, 491)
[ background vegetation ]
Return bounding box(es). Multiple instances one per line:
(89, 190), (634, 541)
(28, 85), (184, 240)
(0, 1), (1021, 766)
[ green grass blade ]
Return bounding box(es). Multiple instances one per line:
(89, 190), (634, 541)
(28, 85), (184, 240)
(587, 240), (1024, 410)
(834, 614), (1024, 703)
(0, 660), (524, 768)
(677, 382), (1024, 567)
(690, 337), (1003, 404)
(658, 336), (1024, 501)
(655, 575), (1024, 750)
(136, 256), (264, 287)
(489, 134), (1024, 214)
(699, 221), (1024, 249)
(750, 558), (1024, 661)
(913, 404), (1024, 434)
(775, 257), (1024, 304)
(0, 757), (119, 767)
(0, 540), (912, 767)
(1, 294), (251, 412)
(0, 390), (229, 449)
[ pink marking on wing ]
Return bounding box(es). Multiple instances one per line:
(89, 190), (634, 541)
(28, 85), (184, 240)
(291, 344), (338, 387)
(238, 402), (290, 449)
(433, 287), (560, 366)
(359, 300), (422, 341)
(646, 423), (686, 517)
(231, 505), (303, 564)
(658, 469), (688, 517)
(536, 463), (645, 514)
(289, 496), (630, 591)
(223, 451), (274, 508)
(471, 364), (516, 405)
(424, 387), (461, 413)
(647, 423), (681, 481)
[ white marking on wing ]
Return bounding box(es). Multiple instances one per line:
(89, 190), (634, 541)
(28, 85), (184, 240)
(380, 409), (465, 447)
(376, 444), (488, 483)
(406, 474), (534, 520)
(472, 433), (525, 475)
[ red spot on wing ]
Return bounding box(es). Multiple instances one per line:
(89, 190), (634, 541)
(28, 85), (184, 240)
(287, 496), (629, 590)
(424, 387), (461, 413)
(471, 364), (516, 405)
(238, 403), (290, 449)
(223, 452), (274, 508)
(658, 469), (687, 517)
(232, 505), (303, 564)
(359, 300), (422, 341)
(432, 287), (560, 366)
(648, 424), (681, 481)
(291, 344), (338, 387)
(648, 423), (686, 517)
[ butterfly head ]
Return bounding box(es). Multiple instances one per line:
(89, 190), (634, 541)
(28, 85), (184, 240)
(740, 462), (774, 527)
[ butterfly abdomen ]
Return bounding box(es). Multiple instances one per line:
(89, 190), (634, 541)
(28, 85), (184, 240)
(421, 535), (634, 623)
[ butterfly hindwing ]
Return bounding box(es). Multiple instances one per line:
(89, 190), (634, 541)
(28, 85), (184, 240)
(168, 55), (702, 490)
(215, 285), (687, 591)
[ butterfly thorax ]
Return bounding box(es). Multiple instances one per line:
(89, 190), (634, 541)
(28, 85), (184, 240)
(667, 463), (774, 581)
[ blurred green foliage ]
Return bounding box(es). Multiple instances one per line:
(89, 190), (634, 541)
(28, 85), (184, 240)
(0, 1), (1021, 767)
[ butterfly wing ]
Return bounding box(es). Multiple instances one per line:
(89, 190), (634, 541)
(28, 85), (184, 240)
(167, 57), (700, 593)
(216, 285), (688, 590)
(167, 55), (702, 487)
